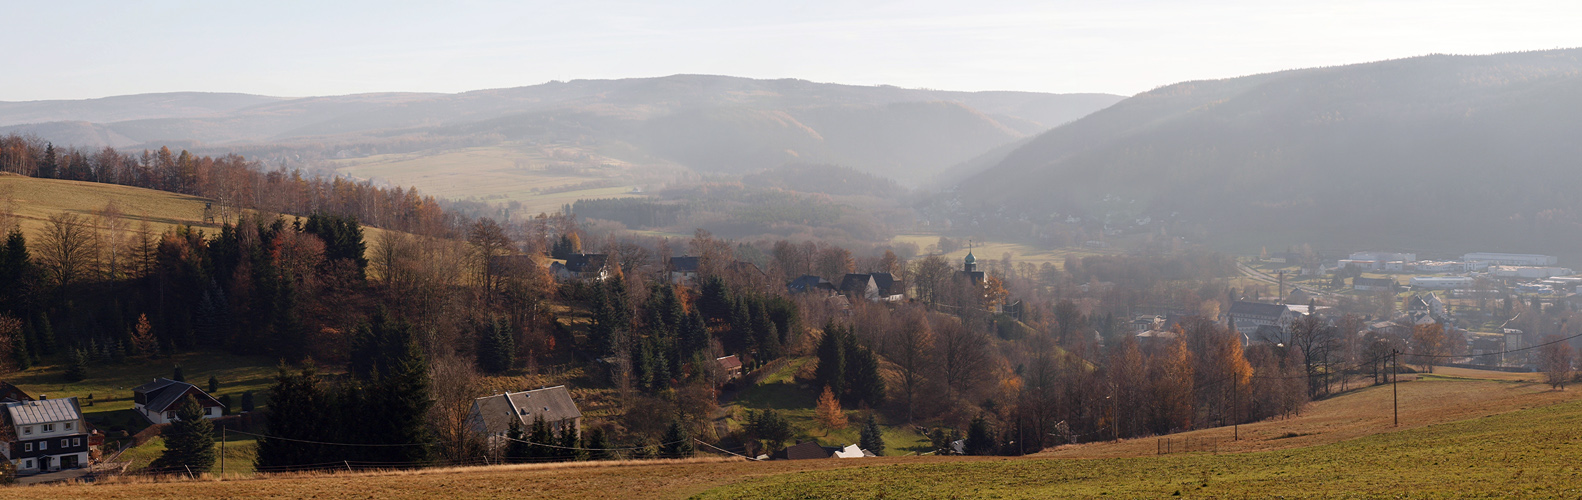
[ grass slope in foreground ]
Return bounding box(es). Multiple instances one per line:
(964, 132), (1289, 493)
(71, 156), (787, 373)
(700, 395), (1582, 498)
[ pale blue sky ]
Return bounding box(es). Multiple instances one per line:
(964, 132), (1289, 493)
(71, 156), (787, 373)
(3, 0), (1578, 101)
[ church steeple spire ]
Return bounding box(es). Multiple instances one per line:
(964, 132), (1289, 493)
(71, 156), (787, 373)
(964, 240), (977, 272)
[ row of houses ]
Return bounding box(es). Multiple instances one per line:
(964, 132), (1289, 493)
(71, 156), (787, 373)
(1, 377), (228, 476)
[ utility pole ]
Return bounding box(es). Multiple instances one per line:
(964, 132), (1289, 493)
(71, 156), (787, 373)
(1392, 349), (1399, 427)
(1233, 375), (1239, 441)
(221, 425), (226, 475)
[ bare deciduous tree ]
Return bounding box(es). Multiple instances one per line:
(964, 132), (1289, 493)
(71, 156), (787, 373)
(38, 212), (97, 287)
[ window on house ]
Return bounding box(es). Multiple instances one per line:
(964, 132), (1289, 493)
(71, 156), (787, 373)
(61, 438), (69, 448)
(22, 426), (32, 435)
(39, 441), (47, 450)
(23, 459), (32, 469)
(42, 423), (54, 432)
(73, 438), (80, 447)
(65, 422), (73, 430)
(24, 443), (32, 452)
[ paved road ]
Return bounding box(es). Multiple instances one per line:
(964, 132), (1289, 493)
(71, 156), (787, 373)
(17, 467), (90, 485)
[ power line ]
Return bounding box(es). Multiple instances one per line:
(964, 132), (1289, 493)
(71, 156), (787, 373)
(225, 429), (437, 447)
(497, 434), (688, 451)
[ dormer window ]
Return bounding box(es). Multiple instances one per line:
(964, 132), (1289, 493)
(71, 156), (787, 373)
(65, 422), (73, 430)
(42, 423), (55, 432)
(22, 426), (32, 435)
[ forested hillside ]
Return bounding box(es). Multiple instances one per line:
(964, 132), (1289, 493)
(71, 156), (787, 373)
(955, 49), (1582, 260)
(2, 76), (1124, 185)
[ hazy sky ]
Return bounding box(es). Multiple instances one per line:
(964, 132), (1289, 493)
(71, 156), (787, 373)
(4, 0), (1579, 101)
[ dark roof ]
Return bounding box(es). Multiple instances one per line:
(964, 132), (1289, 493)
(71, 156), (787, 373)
(471, 386), (583, 436)
(787, 275), (836, 294)
(776, 441), (835, 460)
(565, 254), (609, 273)
(839, 274), (876, 294)
(869, 273), (900, 296)
(716, 355), (742, 371)
(488, 255), (540, 275)
(1354, 277), (1395, 287)
(0, 381), (31, 403)
(728, 260), (767, 278)
(134, 378), (221, 413)
(1228, 301), (1289, 321)
(670, 256), (701, 273)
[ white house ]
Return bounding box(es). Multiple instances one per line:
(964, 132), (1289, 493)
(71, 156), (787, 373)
(3, 397), (92, 474)
(131, 378), (224, 424)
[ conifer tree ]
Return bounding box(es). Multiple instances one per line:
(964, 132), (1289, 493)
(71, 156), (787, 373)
(559, 423), (585, 461)
(965, 416), (996, 456)
(256, 364), (326, 468)
(241, 391), (255, 413)
(9, 317), (29, 371)
(814, 323), (846, 397)
(660, 420), (693, 458)
(34, 312), (55, 356)
(859, 414), (885, 456)
(527, 415), (553, 460)
(371, 326), (434, 464)
(584, 427), (611, 460)
(477, 317), (515, 374)
(153, 395), (217, 474)
(208, 374), (220, 393)
(504, 420), (530, 461)
(173, 364), (185, 382)
(64, 348), (87, 381)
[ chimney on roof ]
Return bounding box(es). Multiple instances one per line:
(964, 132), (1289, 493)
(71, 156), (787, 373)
(40, 394), (47, 400)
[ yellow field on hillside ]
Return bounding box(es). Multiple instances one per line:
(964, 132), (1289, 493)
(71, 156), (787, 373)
(330, 144), (647, 214)
(889, 233), (1108, 269)
(0, 175), (217, 239)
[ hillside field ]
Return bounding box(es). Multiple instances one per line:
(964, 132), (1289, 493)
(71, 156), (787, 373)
(329, 144), (648, 215)
(10, 367), (1579, 498)
(888, 233), (1108, 270)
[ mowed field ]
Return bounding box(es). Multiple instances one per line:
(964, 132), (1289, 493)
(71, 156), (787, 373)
(14, 368), (1582, 499)
(0, 175), (217, 239)
(889, 233), (1108, 270)
(329, 144), (646, 215)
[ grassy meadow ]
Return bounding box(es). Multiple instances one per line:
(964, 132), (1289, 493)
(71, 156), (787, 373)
(0, 175), (216, 240)
(329, 144), (647, 215)
(888, 233), (1108, 270)
(10, 368), (1582, 498)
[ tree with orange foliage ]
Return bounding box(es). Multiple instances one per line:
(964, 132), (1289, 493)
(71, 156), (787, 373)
(1148, 329), (1194, 434)
(1410, 323), (1447, 373)
(815, 385), (848, 430)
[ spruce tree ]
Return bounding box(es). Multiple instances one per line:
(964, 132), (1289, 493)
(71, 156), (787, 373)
(847, 344), (885, 408)
(584, 427), (611, 460)
(208, 374), (220, 393)
(559, 423), (585, 461)
(660, 420), (693, 458)
(152, 395), (217, 474)
(240, 391), (255, 413)
(860, 414), (886, 456)
(11, 321), (29, 370)
(504, 421), (530, 462)
(527, 415), (553, 460)
(35, 312), (55, 356)
(814, 323), (845, 397)
(64, 349), (87, 382)
(372, 329), (434, 464)
(965, 416), (996, 456)
(173, 365), (185, 382)
(477, 317), (515, 374)
(256, 365), (325, 468)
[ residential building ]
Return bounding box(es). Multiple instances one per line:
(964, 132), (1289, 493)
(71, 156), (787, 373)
(775, 441), (838, 460)
(3, 397), (91, 474)
(787, 275), (837, 295)
(0, 382), (30, 403)
(551, 254), (610, 281)
(1226, 301), (1305, 339)
(668, 256), (701, 285)
(132, 378), (224, 424)
(467, 386), (583, 453)
(715, 355), (743, 381)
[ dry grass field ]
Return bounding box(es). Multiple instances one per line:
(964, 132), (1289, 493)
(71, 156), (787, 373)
(0, 175), (216, 239)
(11, 367), (1578, 499)
(329, 144), (649, 214)
(888, 233), (1108, 269)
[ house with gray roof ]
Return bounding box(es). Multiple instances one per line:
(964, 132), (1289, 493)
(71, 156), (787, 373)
(132, 378), (224, 425)
(467, 386), (583, 453)
(1226, 301), (1306, 340)
(3, 397), (91, 474)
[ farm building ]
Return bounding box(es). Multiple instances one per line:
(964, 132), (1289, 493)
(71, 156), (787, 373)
(132, 378), (224, 424)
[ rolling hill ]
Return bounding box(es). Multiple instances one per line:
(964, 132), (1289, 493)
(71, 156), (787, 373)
(1, 76), (1124, 187)
(954, 49), (1582, 261)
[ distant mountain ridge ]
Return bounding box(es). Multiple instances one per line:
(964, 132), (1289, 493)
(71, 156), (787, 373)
(955, 49), (1582, 260)
(0, 76), (1124, 183)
